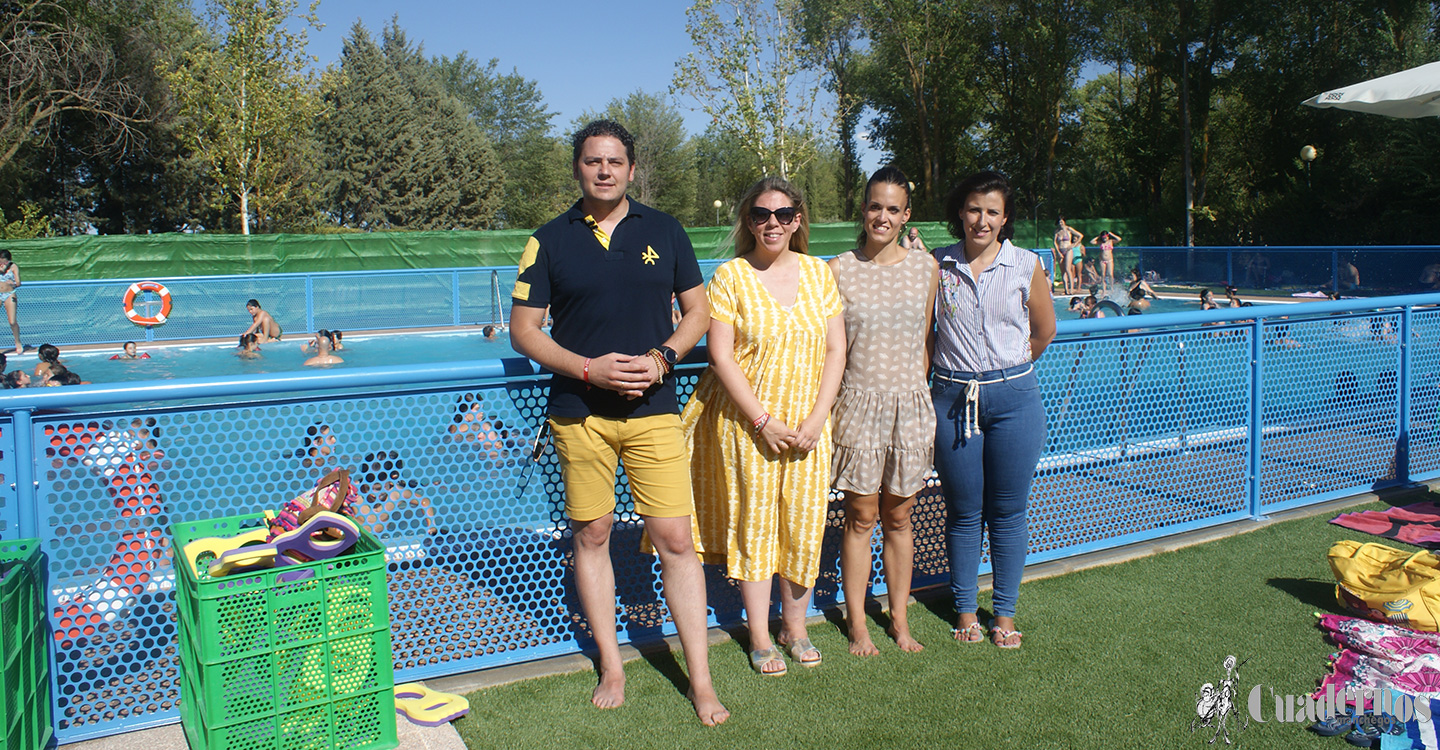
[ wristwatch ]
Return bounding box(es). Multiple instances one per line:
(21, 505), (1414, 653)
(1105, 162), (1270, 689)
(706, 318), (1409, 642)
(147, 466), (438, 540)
(658, 346), (678, 372)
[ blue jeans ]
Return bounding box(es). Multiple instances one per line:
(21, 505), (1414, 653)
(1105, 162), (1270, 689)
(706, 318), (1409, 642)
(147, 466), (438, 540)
(931, 364), (1046, 619)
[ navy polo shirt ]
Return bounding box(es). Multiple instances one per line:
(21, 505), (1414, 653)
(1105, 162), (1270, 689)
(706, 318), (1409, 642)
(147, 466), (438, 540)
(512, 198), (703, 419)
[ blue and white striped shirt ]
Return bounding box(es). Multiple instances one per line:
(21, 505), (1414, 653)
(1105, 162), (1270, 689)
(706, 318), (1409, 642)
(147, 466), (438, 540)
(932, 239), (1038, 373)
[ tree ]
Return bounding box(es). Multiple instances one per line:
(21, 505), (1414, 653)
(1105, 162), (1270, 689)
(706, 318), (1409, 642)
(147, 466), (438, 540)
(161, 0), (325, 234)
(8, 0), (215, 234)
(317, 21), (503, 230)
(672, 0), (823, 180)
(969, 0), (1094, 215)
(0, 0), (149, 176)
(579, 91), (699, 224)
(691, 125), (761, 226)
(434, 52), (570, 229)
(858, 0), (980, 218)
(792, 0), (865, 220)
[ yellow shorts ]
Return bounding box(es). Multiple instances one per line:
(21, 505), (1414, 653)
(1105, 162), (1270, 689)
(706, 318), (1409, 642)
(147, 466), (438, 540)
(549, 413), (693, 522)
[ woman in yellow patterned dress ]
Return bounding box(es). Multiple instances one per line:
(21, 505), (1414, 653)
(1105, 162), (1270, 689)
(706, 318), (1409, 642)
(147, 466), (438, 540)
(684, 177), (846, 676)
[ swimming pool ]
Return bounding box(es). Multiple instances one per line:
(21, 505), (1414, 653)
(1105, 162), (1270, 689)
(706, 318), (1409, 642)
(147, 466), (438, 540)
(17, 293), (1285, 385)
(21, 330), (520, 384)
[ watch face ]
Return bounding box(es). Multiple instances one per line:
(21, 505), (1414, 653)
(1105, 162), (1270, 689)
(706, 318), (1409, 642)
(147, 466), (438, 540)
(660, 346), (678, 364)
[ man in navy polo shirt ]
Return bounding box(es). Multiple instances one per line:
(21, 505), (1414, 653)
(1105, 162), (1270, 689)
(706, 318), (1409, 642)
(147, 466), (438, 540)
(509, 120), (727, 726)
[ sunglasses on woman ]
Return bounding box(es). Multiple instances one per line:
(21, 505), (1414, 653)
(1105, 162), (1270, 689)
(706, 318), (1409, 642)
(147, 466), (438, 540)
(748, 206), (798, 225)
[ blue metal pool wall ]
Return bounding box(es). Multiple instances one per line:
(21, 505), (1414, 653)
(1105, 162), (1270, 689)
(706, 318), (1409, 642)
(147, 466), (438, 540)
(0, 293), (1437, 742)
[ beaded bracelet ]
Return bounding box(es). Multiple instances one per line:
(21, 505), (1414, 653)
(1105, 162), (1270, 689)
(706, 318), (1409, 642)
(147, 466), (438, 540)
(646, 349), (667, 384)
(753, 413), (770, 432)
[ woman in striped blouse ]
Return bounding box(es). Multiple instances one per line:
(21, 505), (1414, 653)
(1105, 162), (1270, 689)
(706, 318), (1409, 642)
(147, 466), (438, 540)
(930, 171), (1056, 649)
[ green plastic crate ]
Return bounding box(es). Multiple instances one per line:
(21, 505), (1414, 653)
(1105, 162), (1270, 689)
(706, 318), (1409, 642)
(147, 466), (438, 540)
(170, 514), (389, 664)
(0, 540), (41, 667)
(0, 539), (47, 750)
(178, 618), (394, 727)
(180, 671), (397, 750)
(172, 513), (396, 750)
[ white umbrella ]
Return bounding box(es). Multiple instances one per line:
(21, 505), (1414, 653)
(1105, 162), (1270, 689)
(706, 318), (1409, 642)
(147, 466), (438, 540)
(1303, 60), (1440, 118)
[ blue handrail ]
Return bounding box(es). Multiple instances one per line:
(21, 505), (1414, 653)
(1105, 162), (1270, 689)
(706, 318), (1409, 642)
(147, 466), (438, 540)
(1056, 291), (1440, 334)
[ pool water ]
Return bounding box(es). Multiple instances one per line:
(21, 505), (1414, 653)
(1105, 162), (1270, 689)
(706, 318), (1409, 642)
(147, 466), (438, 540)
(1051, 294), (1276, 319)
(18, 296), (1278, 385)
(25, 331), (520, 385)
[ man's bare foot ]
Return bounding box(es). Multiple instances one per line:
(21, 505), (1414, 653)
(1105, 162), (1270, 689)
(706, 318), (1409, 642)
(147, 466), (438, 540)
(888, 624), (924, 652)
(10, 347), (21, 355)
(848, 623), (879, 657)
(591, 669), (625, 709)
(687, 686), (730, 726)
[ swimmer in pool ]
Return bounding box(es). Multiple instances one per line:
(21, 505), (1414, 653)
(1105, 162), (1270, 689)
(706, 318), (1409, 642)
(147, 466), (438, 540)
(3, 369), (29, 388)
(1224, 285), (1242, 308)
(241, 299), (282, 342)
(482, 325), (497, 340)
(303, 330), (343, 367)
(112, 341), (150, 360)
(1199, 288), (1220, 311)
(237, 333), (261, 359)
(332, 330), (344, 350)
(33, 343), (61, 379)
(1126, 268), (1157, 311)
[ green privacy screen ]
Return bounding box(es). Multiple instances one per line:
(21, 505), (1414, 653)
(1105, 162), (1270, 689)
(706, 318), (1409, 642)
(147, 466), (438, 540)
(4, 219), (1146, 281)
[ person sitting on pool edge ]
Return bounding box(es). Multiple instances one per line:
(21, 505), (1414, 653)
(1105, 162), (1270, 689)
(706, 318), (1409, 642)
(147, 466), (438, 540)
(241, 299), (282, 342)
(303, 330), (343, 367)
(112, 341), (150, 360)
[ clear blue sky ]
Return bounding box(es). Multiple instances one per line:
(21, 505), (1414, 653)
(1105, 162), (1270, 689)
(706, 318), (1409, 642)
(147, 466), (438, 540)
(305, 0), (881, 169)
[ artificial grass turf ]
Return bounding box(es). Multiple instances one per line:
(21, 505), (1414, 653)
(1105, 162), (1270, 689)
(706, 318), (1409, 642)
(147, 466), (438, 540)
(454, 500), (1405, 750)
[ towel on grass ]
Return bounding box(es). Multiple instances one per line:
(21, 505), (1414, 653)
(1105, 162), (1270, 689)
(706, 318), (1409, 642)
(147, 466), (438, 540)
(1319, 614), (1440, 749)
(1332, 503), (1440, 550)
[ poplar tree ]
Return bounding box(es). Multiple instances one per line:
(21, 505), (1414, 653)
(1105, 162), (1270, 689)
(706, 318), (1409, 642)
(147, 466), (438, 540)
(672, 0), (823, 180)
(161, 0), (324, 234)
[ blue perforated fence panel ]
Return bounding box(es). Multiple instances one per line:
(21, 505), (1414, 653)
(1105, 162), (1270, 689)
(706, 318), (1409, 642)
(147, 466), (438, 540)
(10, 294), (1440, 743)
(1030, 326), (1253, 560)
(1259, 312), (1402, 511)
(0, 418), (16, 540)
(1412, 309), (1440, 481)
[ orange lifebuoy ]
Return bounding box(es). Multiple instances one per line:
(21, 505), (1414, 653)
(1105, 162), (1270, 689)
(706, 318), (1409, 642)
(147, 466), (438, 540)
(122, 281), (172, 326)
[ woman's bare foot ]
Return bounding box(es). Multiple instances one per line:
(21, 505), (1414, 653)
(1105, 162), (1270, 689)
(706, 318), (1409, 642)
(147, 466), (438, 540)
(848, 622), (879, 657)
(591, 668), (625, 709)
(687, 686), (730, 726)
(888, 624), (924, 652)
(10, 347), (21, 356)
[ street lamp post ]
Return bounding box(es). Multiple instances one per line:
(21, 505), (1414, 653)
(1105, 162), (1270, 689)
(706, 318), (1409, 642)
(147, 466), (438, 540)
(1300, 145), (1317, 188)
(713, 199), (723, 226)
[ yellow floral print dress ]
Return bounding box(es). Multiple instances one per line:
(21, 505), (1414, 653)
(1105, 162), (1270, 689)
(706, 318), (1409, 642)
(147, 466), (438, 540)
(683, 253), (843, 587)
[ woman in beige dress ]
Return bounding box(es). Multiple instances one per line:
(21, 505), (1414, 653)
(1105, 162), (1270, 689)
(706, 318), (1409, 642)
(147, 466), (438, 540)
(829, 167), (939, 655)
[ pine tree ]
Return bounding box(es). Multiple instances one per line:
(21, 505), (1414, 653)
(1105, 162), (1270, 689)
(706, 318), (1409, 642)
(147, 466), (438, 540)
(317, 20), (502, 231)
